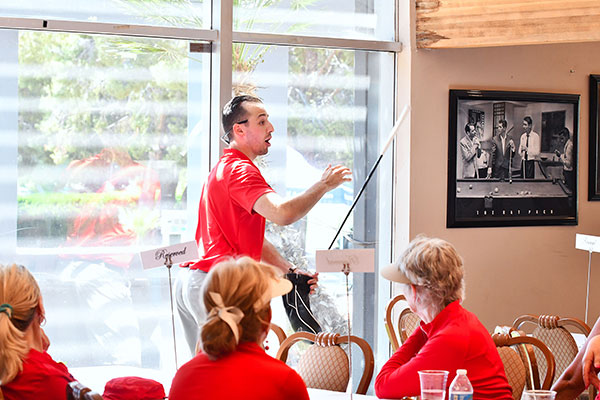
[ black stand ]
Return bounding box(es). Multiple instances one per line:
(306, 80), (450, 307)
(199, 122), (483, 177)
(343, 263), (353, 400)
(164, 255), (179, 369)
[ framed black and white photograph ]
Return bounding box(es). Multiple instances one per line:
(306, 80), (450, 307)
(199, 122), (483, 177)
(589, 75), (600, 200)
(447, 90), (579, 228)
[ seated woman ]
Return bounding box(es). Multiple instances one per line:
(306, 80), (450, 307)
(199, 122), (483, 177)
(169, 256), (309, 400)
(552, 316), (600, 399)
(375, 236), (512, 400)
(0, 264), (75, 400)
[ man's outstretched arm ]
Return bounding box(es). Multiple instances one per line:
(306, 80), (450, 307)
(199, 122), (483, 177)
(253, 164), (351, 226)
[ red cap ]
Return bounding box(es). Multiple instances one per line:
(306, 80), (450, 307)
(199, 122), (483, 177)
(103, 376), (166, 400)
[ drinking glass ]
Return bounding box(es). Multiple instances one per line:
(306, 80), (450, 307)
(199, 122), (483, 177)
(523, 390), (557, 400)
(418, 370), (449, 400)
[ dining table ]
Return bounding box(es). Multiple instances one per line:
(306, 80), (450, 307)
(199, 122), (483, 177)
(307, 388), (411, 400)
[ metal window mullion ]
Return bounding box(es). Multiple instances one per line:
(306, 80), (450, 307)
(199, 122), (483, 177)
(0, 16), (218, 41)
(232, 31), (402, 53)
(210, 0), (233, 168)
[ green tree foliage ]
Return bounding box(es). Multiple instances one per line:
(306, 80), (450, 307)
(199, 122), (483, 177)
(18, 31), (189, 175)
(288, 47), (355, 168)
(17, 31), (189, 241)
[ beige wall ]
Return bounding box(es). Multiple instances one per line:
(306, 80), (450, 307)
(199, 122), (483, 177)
(406, 42), (600, 331)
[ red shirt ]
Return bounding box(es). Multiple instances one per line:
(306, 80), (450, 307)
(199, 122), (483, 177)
(1, 349), (74, 400)
(375, 301), (512, 400)
(169, 342), (309, 400)
(63, 154), (161, 268)
(188, 149), (274, 272)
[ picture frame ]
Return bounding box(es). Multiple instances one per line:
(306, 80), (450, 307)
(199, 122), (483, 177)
(447, 89), (579, 228)
(589, 75), (600, 200)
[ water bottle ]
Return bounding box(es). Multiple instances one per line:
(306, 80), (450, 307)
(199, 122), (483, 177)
(449, 369), (473, 400)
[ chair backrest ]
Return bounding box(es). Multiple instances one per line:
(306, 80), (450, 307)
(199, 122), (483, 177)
(276, 331), (374, 395)
(269, 322), (287, 345)
(493, 332), (556, 400)
(66, 381), (103, 400)
(513, 314), (590, 386)
(264, 322), (288, 357)
(384, 294), (421, 352)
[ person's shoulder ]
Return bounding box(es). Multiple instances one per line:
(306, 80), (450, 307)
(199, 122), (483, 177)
(436, 303), (477, 333)
(451, 305), (495, 342)
(172, 352), (210, 378)
(24, 349), (61, 367)
(221, 151), (258, 172)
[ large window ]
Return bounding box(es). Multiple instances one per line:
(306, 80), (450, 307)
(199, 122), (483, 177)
(234, 0), (394, 40)
(233, 44), (394, 344)
(0, 0), (398, 394)
(2, 0), (209, 28)
(3, 28), (210, 386)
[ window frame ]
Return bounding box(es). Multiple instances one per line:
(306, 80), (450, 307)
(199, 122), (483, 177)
(0, 0), (403, 384)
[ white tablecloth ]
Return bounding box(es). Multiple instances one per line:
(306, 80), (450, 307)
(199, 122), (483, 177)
(307, 388), (385, 400)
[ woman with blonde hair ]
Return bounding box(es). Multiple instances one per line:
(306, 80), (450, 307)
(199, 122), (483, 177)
(0, 264), (74, 399)
(169, 256), (309, 400)
(375, 235), (512, 400)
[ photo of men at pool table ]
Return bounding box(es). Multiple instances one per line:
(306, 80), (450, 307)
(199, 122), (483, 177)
(448, 90), (579, 227)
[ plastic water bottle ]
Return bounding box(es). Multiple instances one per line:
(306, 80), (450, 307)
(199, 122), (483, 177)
(449, 369), (473, 400)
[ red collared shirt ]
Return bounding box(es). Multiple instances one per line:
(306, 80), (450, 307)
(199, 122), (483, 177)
(375, 300), (512, 400)
(188, 149), (274, 272)
(1, 349), (74, 400)
(169, 342), (309, 400)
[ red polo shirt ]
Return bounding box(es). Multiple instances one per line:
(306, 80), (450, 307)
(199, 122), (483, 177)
(189, 149), (274, 272)
(169, 342), (309, 400)
(1, 349), (74, 400)
(375, 301), (512, 400)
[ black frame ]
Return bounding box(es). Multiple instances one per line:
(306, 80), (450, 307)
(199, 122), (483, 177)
(448, 89), (579, 228)
(589, 75), (600, 200)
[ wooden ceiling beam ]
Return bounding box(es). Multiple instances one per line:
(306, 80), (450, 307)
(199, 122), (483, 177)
(416, 0), (600, 48)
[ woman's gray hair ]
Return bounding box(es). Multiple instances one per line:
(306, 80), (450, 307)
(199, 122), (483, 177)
(399, 235), (465, 310)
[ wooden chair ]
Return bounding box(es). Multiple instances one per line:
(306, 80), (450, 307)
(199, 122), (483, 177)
(264, 322), (288, 357)
(513, 314), (590, 387)
(269, 322), (287, 345)
(66, 381), (103, 400)
(493, 332), (556, 400)
(384, 294), (421, 352)
(276, 331), (374, 395)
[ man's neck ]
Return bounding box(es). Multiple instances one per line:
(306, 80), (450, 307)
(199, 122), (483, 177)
(229, 142), (256, 161)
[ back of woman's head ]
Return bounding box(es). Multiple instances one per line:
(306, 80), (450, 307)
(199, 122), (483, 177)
(401, 235), (465, 309)
(0, 264), (42, 384)
(200, 257), (277, 360)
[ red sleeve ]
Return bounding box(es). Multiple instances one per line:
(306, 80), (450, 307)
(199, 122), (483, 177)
(375, 328), (468, 399)
(228, 161), (274, 214)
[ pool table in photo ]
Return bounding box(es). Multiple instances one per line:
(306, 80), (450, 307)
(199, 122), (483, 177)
(453, 178), (574, 223)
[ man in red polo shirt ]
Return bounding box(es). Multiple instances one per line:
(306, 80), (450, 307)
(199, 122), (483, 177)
(176, 95), (351, 353)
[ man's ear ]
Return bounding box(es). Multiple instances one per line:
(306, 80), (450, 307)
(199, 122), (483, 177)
(231, 122), (245, 141)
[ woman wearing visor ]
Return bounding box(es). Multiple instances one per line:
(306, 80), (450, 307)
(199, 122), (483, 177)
(169, 257), (309, 400)
(375, 235), (512, 400)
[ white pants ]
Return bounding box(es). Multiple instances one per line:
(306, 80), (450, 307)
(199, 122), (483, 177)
(174, 268), (208, 355)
